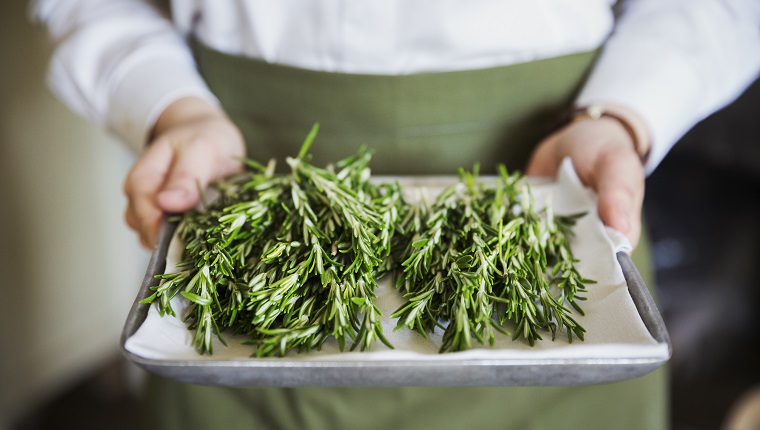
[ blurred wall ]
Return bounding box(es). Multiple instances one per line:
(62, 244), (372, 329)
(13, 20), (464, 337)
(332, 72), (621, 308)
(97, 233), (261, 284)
(0, 1), (148, 426)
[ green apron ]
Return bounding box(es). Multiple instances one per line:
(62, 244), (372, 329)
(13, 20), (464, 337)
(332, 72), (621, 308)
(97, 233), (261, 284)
(141, 43), (667, 430)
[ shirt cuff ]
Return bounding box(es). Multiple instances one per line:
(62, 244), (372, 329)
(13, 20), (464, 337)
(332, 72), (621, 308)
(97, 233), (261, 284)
(107, 52), (219, 152)
(575, 39), (703, 175)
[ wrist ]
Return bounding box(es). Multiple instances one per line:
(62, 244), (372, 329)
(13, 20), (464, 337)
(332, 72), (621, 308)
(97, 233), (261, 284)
(151, 96), (227, 140)
(571, 104), (652, 163)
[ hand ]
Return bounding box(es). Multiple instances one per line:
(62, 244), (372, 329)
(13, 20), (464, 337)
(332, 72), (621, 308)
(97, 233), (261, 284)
(123, 97), (245, 248)
(525, 108), (650, 249)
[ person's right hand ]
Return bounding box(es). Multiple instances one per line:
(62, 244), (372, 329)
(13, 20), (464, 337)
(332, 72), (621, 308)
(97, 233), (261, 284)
(123, 97), (245, 248)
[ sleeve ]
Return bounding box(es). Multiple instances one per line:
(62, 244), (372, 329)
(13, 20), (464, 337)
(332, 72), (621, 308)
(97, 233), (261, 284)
(576, 0), (760, 174)
(31, 0), (219, 152)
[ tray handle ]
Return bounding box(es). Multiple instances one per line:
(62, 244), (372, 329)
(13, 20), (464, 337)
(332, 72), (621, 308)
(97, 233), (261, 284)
(616, 251), (672, 355)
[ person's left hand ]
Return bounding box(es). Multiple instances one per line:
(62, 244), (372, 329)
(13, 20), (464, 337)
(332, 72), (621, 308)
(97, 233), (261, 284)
(525, 112), (649, 249)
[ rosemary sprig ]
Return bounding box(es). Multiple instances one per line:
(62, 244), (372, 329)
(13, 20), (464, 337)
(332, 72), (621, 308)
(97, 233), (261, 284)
(140, 125), (595, 356)
(392, 166), (595, 352)
(140, 124), (401, 356)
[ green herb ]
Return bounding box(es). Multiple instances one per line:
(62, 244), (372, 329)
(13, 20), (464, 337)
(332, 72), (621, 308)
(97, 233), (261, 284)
(141, 125), (595, 357)
(139, 124), (403, 356)
(392, 166), (595, 352)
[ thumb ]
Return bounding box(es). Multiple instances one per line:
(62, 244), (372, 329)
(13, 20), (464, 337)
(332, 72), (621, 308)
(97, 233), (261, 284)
(157, 142), (220, 213)
(594, 153), (645, 249)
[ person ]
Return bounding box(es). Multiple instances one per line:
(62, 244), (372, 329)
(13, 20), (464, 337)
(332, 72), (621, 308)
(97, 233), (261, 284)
(33, 1), (760, 429)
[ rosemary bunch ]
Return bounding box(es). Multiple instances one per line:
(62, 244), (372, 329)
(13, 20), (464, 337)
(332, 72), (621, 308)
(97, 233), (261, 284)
(392, 166), (595, 352)
(140, 124), (403, 356)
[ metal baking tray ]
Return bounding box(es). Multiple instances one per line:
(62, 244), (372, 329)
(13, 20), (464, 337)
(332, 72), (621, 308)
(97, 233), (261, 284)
(121, 174), (671, 387)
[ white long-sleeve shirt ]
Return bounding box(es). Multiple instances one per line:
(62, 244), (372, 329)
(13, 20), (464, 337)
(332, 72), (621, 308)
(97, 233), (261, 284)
(33, 0), (760, 172)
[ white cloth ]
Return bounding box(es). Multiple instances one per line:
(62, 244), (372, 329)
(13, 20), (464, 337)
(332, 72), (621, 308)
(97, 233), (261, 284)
(124, 159), (670, 366)
(33, 0), (760, 173)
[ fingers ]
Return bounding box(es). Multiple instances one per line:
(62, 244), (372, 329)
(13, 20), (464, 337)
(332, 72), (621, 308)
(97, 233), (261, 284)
(121, 97), (246, 249)
(124, 132), (244, 249)
(156, 139), (218, 213)
(594, 150), (645, 249)
(123, 141), (174, 248)
(525, 120), (646, 249)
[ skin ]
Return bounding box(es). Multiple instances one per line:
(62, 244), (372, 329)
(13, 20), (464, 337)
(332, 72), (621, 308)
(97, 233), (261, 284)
(124, 97), (650, 249)
(123, 97), (245, 248)
(526, 104), (651, 249)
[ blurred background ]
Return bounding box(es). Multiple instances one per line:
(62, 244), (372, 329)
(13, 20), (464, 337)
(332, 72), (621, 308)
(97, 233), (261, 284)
(645, 75), (760, 429)
(0, 2), (148, 429)
(2, 1), (759, 429)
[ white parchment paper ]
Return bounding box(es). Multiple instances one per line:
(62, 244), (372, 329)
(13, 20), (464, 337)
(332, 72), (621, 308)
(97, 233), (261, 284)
(125, 159), (669, 362)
